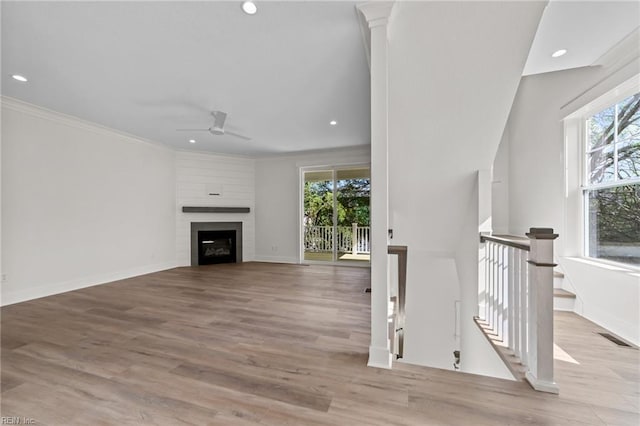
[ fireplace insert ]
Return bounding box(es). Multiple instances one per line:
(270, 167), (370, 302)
(197, 230), (237, 265)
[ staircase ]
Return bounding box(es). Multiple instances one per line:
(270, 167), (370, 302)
(553, 271), (576, 312)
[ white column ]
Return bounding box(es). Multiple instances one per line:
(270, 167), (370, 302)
(357, 1), (395, 369)
(525, 228), (559, 394)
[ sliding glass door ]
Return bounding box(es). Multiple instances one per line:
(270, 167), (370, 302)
(302, 166), (370, 264)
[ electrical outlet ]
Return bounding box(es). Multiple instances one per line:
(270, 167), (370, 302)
(1, 274), (6, 283)
(271, 246), (278, 252)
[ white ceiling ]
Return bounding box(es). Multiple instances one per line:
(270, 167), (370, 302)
(2, 1), (638, 157)
(1, 1), (370, 156)
(524, 0), (640, 76)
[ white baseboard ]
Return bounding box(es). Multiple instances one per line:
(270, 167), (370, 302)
(525, 371), (559, 394)
(368, 344), (393, 369)
(0, 261), (179, 306)
(252, 255), (299, 264)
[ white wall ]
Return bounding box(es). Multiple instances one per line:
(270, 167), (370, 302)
(491, 131), (510, 235)
(505, 67), (604, 245)
(175, 151), (255, 265)
(561, 258), (639, 346)
(387, 1), (544, 374)
(254, 146), (370, 263)
(1, 98), (177, 305)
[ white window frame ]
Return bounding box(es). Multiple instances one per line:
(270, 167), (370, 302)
(563, 74), (640, 269)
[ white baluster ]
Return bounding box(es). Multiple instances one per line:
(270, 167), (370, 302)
(503, 246), (510, 347)
(484, 242), (489, 322)
(497, 245), (503, 339)
(513, 249), (521, 358)
(352, 223), (358, 255)
(488, 242), (494, 329)
(520, 249), (528, 367)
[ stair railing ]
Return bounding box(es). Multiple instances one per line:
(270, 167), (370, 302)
(478, 228), (559, 394)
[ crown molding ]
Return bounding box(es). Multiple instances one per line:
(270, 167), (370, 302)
(356, 1), (395, 28)
(1, 96), (172, 152)
(593, 28), (640, 70)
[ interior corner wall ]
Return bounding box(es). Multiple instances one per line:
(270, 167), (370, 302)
(253, 146), (370, 263)
(175, 151), (255, 266)
(1, 100), (177, 305)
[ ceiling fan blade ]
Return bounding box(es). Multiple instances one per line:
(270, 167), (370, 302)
(212, 111), (227, 129)
(176, 128), (210, 131)
(225, 130), (252, 141)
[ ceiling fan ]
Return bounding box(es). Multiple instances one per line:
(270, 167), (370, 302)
(177, 111), (251, 140)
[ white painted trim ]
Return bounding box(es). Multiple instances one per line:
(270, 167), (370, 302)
(562, 65), (640, 119)
(525, 372), (559, 394)
(562, 73), (640, 262)
(174, 146), (256, 161)
(255, 145), (370, 160)
(304, 260), (370, 269)
(0, 261), (179, 306)
(367, 344), (393, 369)
(594, 28), (640, 70)
(564, 73), (640, 120)
(298, 163), (372, 265)
(355, 5), (371, 72)
(252, 256), (299, 264)
(357, 2), (395, 29)
(562, 256), (640, 275)
(1, 96), (172, 153)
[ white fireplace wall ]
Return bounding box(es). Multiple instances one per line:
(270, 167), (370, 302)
(176, 151), (255, 265)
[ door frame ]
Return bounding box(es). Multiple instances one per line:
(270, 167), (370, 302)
(298, 163), (371, 267)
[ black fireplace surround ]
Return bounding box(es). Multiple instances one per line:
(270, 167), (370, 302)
(190, 222), (242, 266)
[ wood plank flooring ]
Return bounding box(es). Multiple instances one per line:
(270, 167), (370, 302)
(1, 262), (638, 425)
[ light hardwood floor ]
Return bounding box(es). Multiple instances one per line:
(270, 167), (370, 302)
(1, 263), (638, 425)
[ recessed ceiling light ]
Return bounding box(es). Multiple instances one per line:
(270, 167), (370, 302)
(551, 49), (567, 58)
(242, 1), (257, 15)
(189, 139), (196, 144)
(11, 74), (28, 82)
(329, 120), (338, 126)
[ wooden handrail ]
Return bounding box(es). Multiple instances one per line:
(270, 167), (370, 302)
(388, 245), (407, 359)
(480, 234), (530, 251)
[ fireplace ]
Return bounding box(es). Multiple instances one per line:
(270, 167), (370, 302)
(198, 230), (236, 265)
(190, 222), (242, 266)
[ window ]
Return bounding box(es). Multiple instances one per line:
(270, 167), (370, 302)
(584, 92), (640, 265)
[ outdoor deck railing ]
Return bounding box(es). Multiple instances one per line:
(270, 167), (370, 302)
(304, 224), (370, 254)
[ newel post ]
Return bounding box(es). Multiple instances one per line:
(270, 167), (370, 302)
(525, 228), (559, 394)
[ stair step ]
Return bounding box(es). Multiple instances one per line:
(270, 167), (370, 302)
(554, 288), (575, 299)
